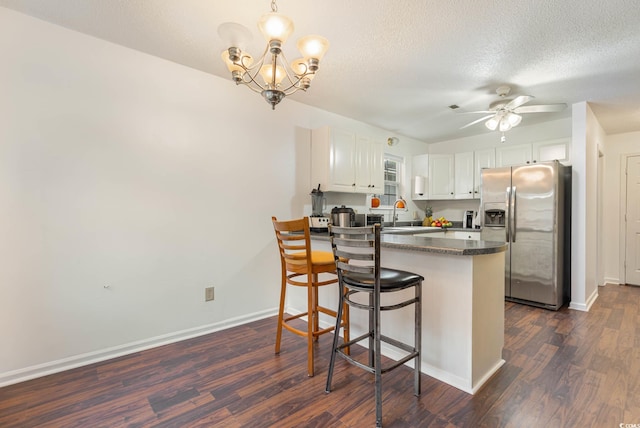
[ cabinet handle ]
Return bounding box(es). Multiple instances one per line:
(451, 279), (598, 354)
(352, 183), (356, 187)
(468, 191), (472, 194)
(533, 160), (537, 163)
(450, 192), (454, 195)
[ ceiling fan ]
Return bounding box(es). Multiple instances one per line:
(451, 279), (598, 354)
(461, 85), (567, 132)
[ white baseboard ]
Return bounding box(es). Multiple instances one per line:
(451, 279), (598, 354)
(0, 308), (278, 388)
(569, 288), (599, 312)
(604, 277), (619, 285)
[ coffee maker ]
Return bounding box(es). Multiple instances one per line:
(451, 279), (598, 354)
(309, 185), (330, 231)
(463, 210), (474, 229)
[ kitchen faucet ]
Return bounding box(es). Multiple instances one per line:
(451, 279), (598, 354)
(392, 198), (406, 227)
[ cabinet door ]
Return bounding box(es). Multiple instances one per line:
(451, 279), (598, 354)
(368, 139), (385, 193)
(429, 154), (454, 199)
(474, 148), (495, 197)
(454, 152), (474, 199)
(412, 154), (429, 200)
(355, 137), (384, 193)
(533, 138), (571, 164)
(329, 128), (357, 191)
(496, 144), (532, 167)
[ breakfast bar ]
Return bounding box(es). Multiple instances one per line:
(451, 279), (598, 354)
(297, 231), (507, 394)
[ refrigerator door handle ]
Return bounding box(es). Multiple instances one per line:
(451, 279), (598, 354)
(505, 186), (511, 242)
(511, 186), (517, 243)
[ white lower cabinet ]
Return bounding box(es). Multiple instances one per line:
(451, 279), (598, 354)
(413, 231), (479, 240)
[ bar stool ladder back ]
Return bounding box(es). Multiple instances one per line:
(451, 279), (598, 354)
(272, 216), (349, 377)
(325, 223), (422, 427)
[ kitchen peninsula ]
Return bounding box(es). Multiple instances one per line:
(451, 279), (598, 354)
(306, 231), (507, 394)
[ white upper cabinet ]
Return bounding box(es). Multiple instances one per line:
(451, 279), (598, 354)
(311, 126), (384, 193)
(474, 148), (495, 196)
(429, 154), (454, 199)
(355, 136), (384, 193)
(411, 154), (429, 200)
(496, 138), (570, 166)
(496, 143), (532, 167)
(533, 138), (571, 164)
(454, 149), (495, 199)
(454, 151), (474, 199)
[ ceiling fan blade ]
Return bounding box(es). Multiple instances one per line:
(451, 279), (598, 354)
(460, 114), (495, 129)
(514, 103), (567, 113)
(505, 95), (533, 110)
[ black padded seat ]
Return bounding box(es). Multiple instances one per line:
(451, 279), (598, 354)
(325, 224), (422, 428)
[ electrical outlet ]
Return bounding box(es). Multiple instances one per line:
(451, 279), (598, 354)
(205, 286), (215, 302)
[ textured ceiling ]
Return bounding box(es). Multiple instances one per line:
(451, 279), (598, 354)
(2, 0), (640, 142)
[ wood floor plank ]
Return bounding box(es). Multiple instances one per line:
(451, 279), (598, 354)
(2, 284), (640, 427)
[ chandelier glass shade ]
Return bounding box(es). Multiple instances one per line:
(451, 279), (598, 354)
(219, 1), (329, 109)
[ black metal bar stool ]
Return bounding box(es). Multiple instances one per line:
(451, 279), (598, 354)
(325, 224), (422, 428)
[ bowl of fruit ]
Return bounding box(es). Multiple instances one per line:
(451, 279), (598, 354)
(430, 216), (453, 228)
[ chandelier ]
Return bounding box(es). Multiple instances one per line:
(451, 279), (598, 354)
(219, 0), (329, 109)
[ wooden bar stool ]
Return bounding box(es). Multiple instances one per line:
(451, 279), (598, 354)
(325, 224), (422, 427)
(272, 216), (349, 377)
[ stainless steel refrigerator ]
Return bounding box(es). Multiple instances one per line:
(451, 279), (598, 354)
(480, 160), (571, 310)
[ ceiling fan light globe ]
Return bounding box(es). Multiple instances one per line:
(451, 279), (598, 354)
(485, 117), (499, 131)
(507, 112), (522, 127)
(499, 119), (512, 132)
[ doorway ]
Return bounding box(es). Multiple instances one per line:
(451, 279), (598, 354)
(625, 155), (640, 285)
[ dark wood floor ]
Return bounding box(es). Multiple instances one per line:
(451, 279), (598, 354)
(2, 283), (640, 427)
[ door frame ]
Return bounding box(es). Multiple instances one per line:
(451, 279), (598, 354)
(619, 152), (640, 285)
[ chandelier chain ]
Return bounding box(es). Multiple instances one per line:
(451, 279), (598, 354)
(271, 0), (277, 12)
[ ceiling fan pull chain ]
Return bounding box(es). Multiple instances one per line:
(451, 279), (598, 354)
(501, 132), (506, 143)
(271, 0), (278, 12)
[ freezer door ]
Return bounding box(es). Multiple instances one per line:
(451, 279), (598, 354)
(509, 163), (558, 305)
(480, 166), (512, 296)
(480, 167), (512, 205)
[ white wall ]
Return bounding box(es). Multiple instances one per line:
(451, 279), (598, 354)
(603, 131), (640, 283)
(0, 7), (427, 385)
(569, 102), (604, 310)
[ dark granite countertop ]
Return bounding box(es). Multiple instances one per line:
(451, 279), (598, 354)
(309, 230), (506, 256)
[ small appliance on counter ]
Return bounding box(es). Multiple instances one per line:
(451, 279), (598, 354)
(463, 210), (475, 229)
(354, 213), (384, 228)
(309, 185), (329, 232)
(331, 205), (355, 227)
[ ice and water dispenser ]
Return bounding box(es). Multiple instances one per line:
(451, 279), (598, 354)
(483, 204), (506, 227)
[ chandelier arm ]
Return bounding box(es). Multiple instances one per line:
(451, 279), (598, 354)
(272, 49), (315, 93)
(280, 75), (313, 94)
(237, 48), (269, 91)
